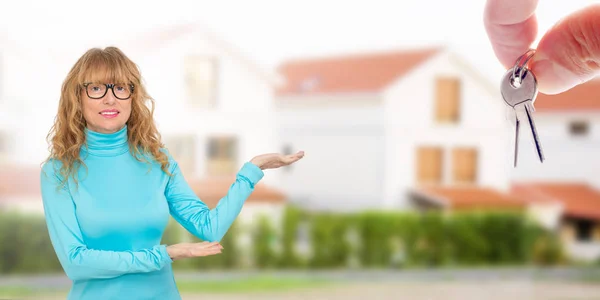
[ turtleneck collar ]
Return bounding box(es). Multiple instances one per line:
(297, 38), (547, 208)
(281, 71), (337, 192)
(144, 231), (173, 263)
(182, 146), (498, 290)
(82, 125), (130, 157)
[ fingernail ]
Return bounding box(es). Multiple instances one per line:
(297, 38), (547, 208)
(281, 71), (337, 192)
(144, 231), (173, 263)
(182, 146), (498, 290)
(531, 53), (587, 95)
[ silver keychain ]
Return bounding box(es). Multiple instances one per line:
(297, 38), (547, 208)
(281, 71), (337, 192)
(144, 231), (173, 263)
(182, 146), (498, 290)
(500, 49), (544, 167)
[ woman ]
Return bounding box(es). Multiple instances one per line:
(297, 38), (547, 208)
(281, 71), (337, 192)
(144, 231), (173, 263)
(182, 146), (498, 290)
(40, 46), (304, 300)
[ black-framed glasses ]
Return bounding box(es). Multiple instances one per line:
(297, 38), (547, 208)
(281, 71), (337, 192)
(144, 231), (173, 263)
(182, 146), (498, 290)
(82, 82), (134, 100)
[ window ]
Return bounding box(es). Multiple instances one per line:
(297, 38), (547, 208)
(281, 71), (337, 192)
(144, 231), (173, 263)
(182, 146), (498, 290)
(0, 131), (6, 153)
(163, 134), (196, 177)
(0, 131), (8, 163)
(452, 147), (478, 184)
(184, 55), (217, 108)
(434, 77), (461, 123)
(561, 219), (599, 242)
(206, 136), (237, 176)
(569, 121), (589, 137)
(574, 219), (593, 242)
(416, 146), (443, 185)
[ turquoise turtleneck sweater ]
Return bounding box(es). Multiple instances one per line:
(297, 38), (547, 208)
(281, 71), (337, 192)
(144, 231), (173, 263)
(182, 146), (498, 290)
(40, 125), (264, 300)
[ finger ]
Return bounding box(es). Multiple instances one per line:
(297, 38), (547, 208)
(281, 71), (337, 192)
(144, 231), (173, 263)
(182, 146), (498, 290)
(193, 248), (222, 257)
(197, 242), (222, 249)
(209, 242), (223, 249)
(289, 151), (305, 160)
(192, 244), (222, 253)
(530, 4), (600, 94)
(283, 154), (302, 164)
(484, 0), (539, 68)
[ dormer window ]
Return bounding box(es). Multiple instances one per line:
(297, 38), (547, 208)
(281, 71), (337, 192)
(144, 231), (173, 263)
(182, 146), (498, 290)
(184, 55), (218, 109)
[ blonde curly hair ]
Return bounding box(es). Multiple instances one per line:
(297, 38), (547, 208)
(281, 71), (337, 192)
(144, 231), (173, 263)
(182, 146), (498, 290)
(44, 46), (170, 189)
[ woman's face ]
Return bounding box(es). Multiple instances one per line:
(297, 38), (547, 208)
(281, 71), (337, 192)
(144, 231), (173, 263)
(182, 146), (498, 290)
(81, 83), (132, 134)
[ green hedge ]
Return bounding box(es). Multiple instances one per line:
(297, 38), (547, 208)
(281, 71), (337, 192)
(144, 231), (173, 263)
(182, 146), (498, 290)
(0, 212), (62, 274)
(0, 206), (565, 274)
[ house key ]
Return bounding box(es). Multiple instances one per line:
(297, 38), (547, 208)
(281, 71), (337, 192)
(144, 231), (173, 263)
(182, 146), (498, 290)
(500, 49), (544, 167)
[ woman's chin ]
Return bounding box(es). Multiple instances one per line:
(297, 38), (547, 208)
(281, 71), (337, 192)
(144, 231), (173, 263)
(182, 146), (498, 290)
(88, 122), (125, 134)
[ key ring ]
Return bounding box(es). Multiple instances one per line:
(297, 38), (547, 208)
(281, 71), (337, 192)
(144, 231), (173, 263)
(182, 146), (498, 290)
(511, 48), (536, 87)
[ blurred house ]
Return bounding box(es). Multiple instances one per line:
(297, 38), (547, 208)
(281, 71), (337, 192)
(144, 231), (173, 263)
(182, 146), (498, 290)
(274, 47), (512, 211)
(274, 48), (600, 262)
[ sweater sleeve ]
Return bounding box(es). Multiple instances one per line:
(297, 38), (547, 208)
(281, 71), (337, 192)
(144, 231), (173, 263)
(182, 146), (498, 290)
(40, 161), (172, 282)
(164, 158), (264, 242)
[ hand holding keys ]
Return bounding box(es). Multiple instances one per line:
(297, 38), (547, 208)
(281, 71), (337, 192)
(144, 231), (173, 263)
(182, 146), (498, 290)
(500, 49), (544, 167)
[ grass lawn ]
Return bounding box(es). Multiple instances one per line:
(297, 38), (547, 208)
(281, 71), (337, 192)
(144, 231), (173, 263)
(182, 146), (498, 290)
(0, 286), (66, 298)
(176, 275), (332, 293)
(0, 276), (333, 298)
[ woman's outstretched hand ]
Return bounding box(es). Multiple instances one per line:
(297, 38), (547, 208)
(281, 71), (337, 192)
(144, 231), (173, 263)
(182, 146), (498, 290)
(166, 241), (223, 261)
(250, 150), (305, 170)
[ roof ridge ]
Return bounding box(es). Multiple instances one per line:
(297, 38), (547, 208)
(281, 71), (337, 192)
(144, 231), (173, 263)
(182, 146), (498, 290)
(278, 46), (444, 67)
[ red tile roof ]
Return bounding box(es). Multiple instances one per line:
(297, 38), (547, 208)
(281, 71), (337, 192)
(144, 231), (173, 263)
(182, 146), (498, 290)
(511, 182), (600, 220)
(412, 186), (526, 210)
(276, 46), (600, 112)
(276, 47), (442, 96)
(187, 177), (286, 208)
(535, 79), (600, 112)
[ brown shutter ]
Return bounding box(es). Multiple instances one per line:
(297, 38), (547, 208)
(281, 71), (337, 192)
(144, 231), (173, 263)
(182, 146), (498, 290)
(452, 147), (477, 184)
(416, 146), (443, 184)
(435, 77), (460, 122)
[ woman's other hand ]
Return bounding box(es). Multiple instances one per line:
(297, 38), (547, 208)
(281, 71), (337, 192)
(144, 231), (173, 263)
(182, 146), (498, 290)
(166, 241), (223, 261)
(250, 151), (305, 170)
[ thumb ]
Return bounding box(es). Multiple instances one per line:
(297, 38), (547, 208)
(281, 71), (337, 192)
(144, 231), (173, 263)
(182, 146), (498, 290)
(530, 4), (600, 95)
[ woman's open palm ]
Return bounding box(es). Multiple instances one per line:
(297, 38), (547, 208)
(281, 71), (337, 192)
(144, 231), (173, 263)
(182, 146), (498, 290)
(250, 151), (305, 170)
(166, 241), (223, 261)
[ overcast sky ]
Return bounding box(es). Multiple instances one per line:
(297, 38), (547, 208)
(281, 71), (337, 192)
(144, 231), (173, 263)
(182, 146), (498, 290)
(0, 0), (597, 84)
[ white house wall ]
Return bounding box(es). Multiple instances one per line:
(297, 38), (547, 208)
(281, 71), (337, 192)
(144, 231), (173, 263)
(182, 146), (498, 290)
(509, 112), (600, 188)
(275, 95), (385, 210)
(382, 51), (513, 208)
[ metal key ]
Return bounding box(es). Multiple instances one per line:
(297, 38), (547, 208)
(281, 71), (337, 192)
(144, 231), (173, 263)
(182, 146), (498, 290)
(500, 49), (545, 167)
